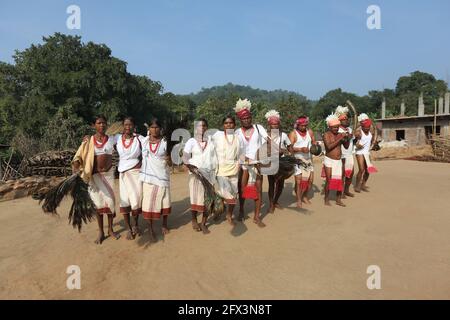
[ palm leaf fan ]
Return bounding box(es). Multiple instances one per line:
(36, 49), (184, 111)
(185, 164), (225, 220)
(37, 174), (97, 232)
(275, 155), (309, 180)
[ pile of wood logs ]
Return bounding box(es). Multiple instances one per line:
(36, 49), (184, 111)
(430, 135), (450, 162)
(21, 150), (76, 177)
(21, 149), (120, 178)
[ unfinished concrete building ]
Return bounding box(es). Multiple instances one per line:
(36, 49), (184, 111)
(376, 92), (450, 146)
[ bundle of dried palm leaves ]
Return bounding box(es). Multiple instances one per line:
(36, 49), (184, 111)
(185, 164), (225, 220)
(36, 173), (96, 231)
(275, 155), (309, 180)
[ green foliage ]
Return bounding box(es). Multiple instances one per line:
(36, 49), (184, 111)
(0, 33), (192, 154)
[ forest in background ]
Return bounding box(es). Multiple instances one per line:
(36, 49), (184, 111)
(1, 33), (448, 158)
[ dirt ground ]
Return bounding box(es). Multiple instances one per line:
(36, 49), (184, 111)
(0, 159), (449, 300)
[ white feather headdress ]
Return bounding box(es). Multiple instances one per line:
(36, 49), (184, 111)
(358, 113), (369, 122)
(264, 109), (280, 120)
(335, 105), (349, 117)
(234, 98), (252, 113)
(326, 113), (340, 126)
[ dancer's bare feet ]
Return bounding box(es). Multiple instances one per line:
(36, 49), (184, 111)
(324, 200), (332, 206)
(296, 200), (303, 208)
(274, 203), (283, 210)
(132, 226), (141, 237)
(108, 230), (120, 240)
(148, 228), (157, 242)
(344, 191), (355, 197)
(192, 221), (201, 232)
(302, 197), (311, 204)
(162, 226), (170, 235)
(95, 232), (106, 245)
(226, 214), (236, 226)
(126, 230), (135, 240)
(268, 204), (275, 214)
(361, 186), (369, 192)
(253, 218), (266, 228)
(200, 224), (210, 234)
(336, 200), (346, 207)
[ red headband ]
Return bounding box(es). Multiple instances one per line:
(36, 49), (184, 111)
(361, 119), (372, 128)
(338, 114), (348, 121)
(296, 117), (309, 126)
(236, 109), (251, 120)
(267, 116), (280, 125)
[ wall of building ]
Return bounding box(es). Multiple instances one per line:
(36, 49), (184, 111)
(380, 119), (450, 145)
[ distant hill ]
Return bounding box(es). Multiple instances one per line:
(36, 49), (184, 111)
(183, 82), (310, 105)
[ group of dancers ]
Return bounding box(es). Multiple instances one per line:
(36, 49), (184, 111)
(72, 98), (378, 244)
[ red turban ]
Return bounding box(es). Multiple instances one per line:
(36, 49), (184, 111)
(267, 116), (280, 125)
(296, 117), (309, 127)
(236, 109), (251, 120)
(361, 119), (372, 128)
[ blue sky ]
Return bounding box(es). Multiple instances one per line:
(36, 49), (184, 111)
(1, 0), (449, 99)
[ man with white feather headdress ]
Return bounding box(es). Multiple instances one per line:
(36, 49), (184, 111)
(264, 109), (292, 213)
(234, 98), (269, 227)
(322, 113), (348, 207)
(335, 105), (355, 198)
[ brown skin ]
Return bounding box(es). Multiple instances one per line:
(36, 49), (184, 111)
(237, 115), (265, 228)
(73, 118), (119, 244)
(146, 123), (171, 240)
(354, 125), (376, 192)
(339, 117), (354, 198)
(183, 121), (211, 234)
(323, 125), (348, 207)
(288, 126), (316, 208)
(121, 119), (142, 240)
(222, 117), (237, 226)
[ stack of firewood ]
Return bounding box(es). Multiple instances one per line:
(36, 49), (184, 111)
(430, 135), (450, 162)
(21, 150), (76, 177)
(21, 149), (120, 178)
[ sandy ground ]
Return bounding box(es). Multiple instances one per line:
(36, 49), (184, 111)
(0, 159), (449, 300)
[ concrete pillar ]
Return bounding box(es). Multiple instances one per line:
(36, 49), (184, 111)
(418, 93), (425, 116)
(381, 98), (386, 119)
(438, 97), (444, 114)
(445, 92), (450, 114)
(400, 101), (405, 116)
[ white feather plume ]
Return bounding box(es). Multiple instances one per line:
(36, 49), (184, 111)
(358, 113), (369, 122)
(326, 113), (339, 124)
(264, 109), (280, 120)
(335, 105), (349, 117)
(234, 98), (252, 113)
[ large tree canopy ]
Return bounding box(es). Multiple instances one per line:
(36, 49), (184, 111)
(0, 33), (447, 155)
(0, 33), (192, 152)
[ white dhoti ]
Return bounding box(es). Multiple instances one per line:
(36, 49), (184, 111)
(89, 168), (116, 215)
(216, 175), (239, 205)
(240, 164), (260, 200)
(363, 153), (378, 173)
(323, 156), (343, 192)
(142, 183), (171, 220)
(342, 154), (354, 179)
(119, 168), (143, 216)
(294, 157), (314, 192)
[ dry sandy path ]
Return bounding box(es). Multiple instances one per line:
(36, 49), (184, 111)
(0, 160), (449, 299)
